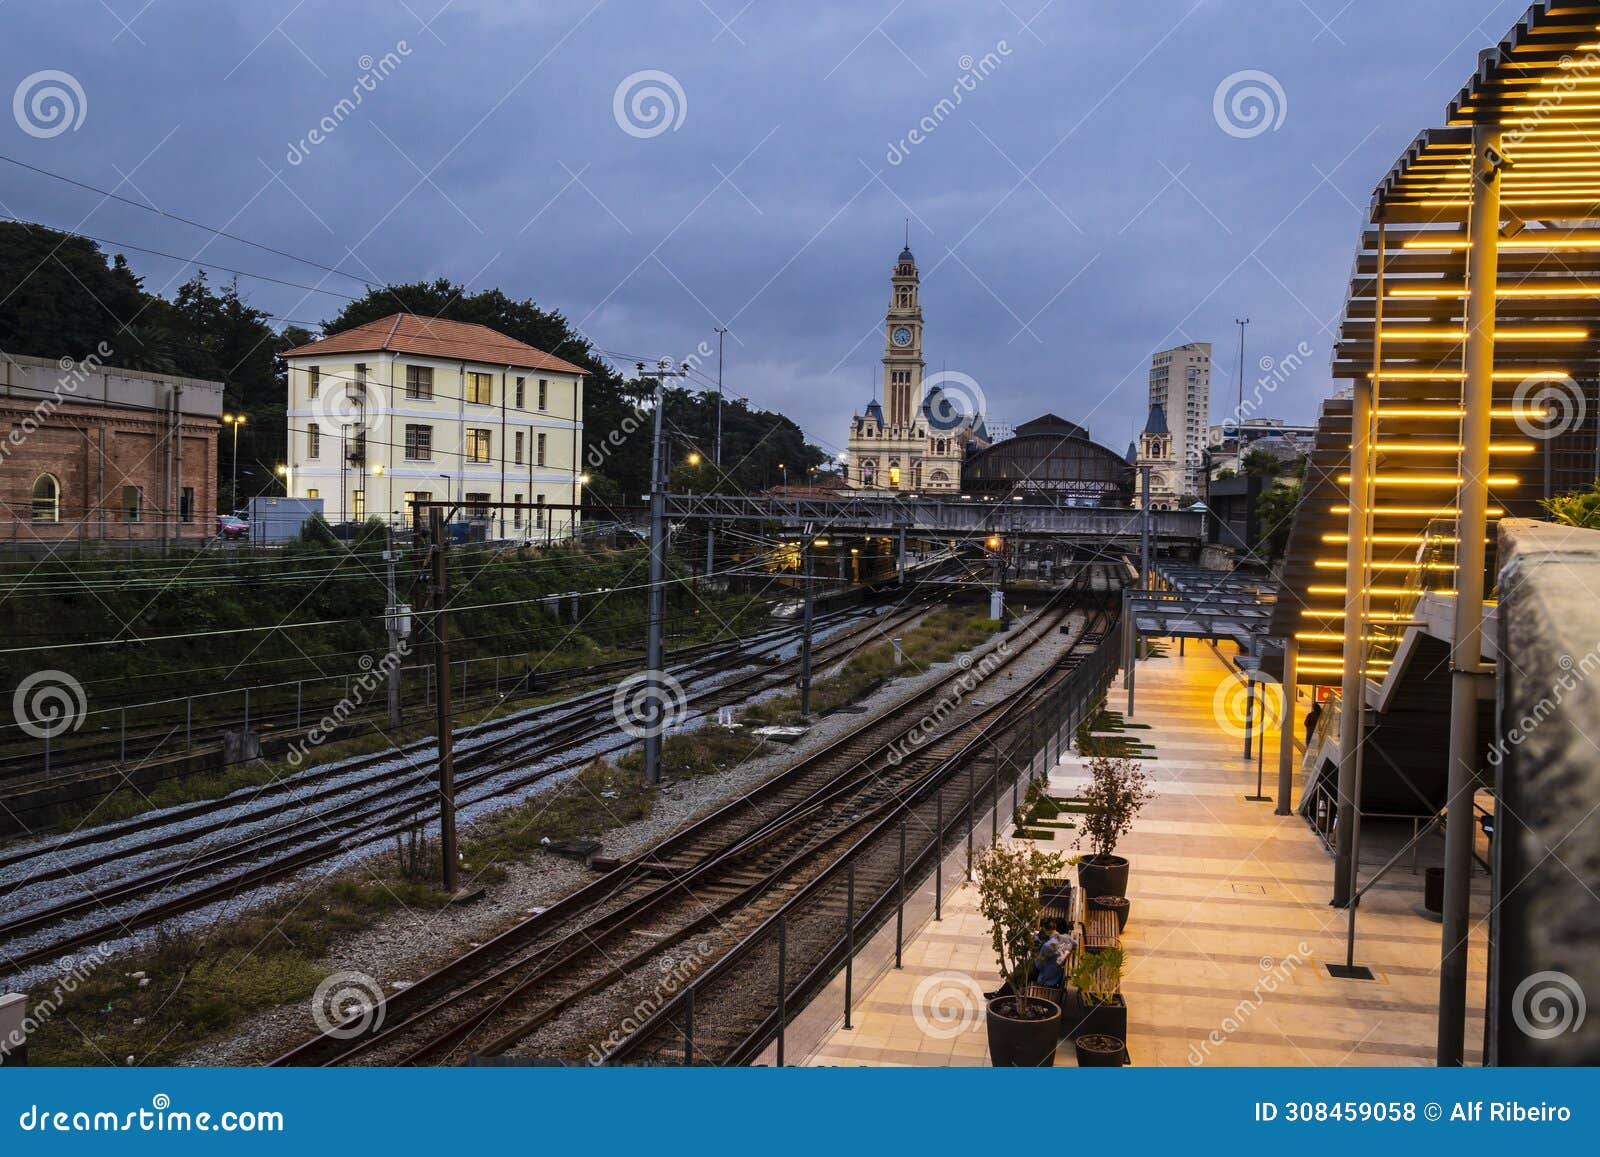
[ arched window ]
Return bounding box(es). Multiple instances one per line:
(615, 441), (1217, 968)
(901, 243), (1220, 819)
(31, 474), (60, 524)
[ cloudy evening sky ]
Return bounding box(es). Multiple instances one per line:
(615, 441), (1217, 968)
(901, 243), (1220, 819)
(0, 0), (1536, 456)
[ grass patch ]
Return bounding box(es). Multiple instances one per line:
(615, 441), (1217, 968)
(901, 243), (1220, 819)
(741, 608), (1000, 727)
(1074, 701), (1157, 760)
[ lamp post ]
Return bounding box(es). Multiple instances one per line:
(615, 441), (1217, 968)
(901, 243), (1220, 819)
(223, 413), (247, 514)
(276, 464), (289, 496)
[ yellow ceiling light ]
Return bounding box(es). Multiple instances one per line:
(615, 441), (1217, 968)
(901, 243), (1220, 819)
(1377, 408), (1542, 420)
(1366, 370), (1571, 381)
(1330, 506), (1505, 518)
(1364, 442), (1536, 454)
(1377, 329), (1589, 341)
(1337, 474), (1520, 487)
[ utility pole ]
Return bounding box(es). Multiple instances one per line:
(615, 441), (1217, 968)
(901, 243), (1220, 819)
(639, 359), (689, 785)
(799, 537), (815, 717)
(1140, 464), (1153, 589)
(427, 507), (459, 894)
(384, 526), (402, 728)
(706, 327), (726, 581)
(1234, 318), (1251, 427)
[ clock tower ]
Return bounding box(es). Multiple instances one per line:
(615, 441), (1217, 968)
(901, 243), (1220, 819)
(883, 245), (924, 428)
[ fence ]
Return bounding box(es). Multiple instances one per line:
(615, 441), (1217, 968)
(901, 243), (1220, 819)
(604, 610), (1122, 1065)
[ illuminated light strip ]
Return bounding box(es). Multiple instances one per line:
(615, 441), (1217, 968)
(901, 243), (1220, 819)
(1363, 370), (1571, 380)
(1297, 609), (1428, 622)
(1376, 329), (1589, 340)
(1336, 475), (1519, 487)
(1363, 443), (1536, 454)
(1307, 585), (1427, 597)
(1321, 534), (1480, 545)
(1329, 506), (1505, 517)
(1312, 560), (1458, 571)
(1390, 286), (1600, 298)
(1375, 409), (1539, 420)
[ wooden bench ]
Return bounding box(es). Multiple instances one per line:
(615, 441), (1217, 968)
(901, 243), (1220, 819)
(1084, 907), (1121, 953)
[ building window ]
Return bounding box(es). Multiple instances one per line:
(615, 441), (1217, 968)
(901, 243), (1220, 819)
(180, 487), (195, 523)
(514, 430), (525, 465)
(403, 490), (431, 526)
(465, 491), (491, 520)
(355, 363), (368, 385)
(307, 366), (320, 399)
(405, 424), (433, 461)
(515, 377), (526, 408)
(31, 474), (60, 523)
(537, 379), (548, 411)
(535, 493), (546, 529)
(466, 428), (491, 463)
(121, 485), (142, 523)
(307, 425), (321, 458)
(536, 432), (547, 466)
(352, 491), (365, 520)
(405, 365), (434, 400)
(466, 371), (493, 405)
(512, 493), (524, 528)
(306, 488), (320, 500)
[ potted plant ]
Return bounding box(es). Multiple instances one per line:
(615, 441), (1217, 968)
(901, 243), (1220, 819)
(1068, 945), (1127, 1043)
(1074, 1033), (1126, 1068)
(974, 842), (1064, 1067)
(1074, 755), (1154, 898)
(1089, 894), (1131, 931)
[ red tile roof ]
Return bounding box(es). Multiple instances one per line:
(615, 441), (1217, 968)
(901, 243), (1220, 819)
(281, 313), (589, 375)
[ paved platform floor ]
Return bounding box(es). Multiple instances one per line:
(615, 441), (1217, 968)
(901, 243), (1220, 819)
(801, 639), (1489, 1067)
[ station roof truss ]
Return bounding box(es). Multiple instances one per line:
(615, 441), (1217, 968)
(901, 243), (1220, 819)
(1276, 0), (1600, 685)
(1130, 563), (1277, 650)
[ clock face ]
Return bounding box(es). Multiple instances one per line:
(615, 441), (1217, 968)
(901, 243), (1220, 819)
(892, 326), (913, 348)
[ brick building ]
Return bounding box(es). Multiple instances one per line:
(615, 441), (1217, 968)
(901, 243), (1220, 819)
(1, 351), (224, 544)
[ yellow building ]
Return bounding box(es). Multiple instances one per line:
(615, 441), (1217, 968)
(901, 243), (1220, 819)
(281, 314), (585, 539)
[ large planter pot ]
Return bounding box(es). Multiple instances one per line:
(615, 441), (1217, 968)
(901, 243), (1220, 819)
(1077, 854), (1129, 899)
(1075, 994), (1127, 1041)
(985, 995), (1061, 1068)
(1074, 1034), (1127, 1068)
(1089, 895), (1131, 931)
(1039, 877), (1074, 913)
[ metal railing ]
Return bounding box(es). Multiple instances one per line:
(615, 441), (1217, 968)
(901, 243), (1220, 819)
(603, 609), (1123, 1066)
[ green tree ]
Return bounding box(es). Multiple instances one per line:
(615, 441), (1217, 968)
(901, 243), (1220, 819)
(1256, 480), (1302, 562)
(1541, 480), (1600, 528)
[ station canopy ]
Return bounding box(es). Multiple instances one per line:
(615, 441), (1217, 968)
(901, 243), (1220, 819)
(1271, 0), (1600, 685)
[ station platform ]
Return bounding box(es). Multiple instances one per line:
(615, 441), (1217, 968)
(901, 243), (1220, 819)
(795, 638), (1489, 1067)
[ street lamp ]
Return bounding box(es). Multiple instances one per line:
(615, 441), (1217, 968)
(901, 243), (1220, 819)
(276, 464), (289, 496)
(223, 413), (247, 514)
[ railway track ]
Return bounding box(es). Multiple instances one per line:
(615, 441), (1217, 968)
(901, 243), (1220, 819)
(0, 595), (944, 972)
(271, 571), (1112, 1066)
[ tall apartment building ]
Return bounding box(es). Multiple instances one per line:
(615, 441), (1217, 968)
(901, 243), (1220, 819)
(1146, 342), (1211, 498)
(281, 314), (585, 540)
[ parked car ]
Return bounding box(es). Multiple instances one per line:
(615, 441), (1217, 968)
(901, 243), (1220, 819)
(216, 514), (249, 541)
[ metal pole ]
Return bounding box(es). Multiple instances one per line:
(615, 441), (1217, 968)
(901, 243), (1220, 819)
(1235, 317), (1251, 429)
(295, 682), (302, 729)
(1140, 465), (1152, 588)
(799, 541), (814, 717)
(844, 862), (855, 1030)
(935, 788), (944, 921)
(966, 759), (975, 881)
(1243, 676), (1255, 761)
(643, 365), (671, 785)
(705, 328), (724, 581)
(186, 696), (192, 750)
(1276, 639), (1299, 815)
(1332, 377), (1376, 907)
(895, 820), (906, 968)
(119, 707), (126, 766)
(990, 742), (999, 843)
(429, 507), (459, 895)
(1439, 124), (1502, 1067)
(244, 686), (250, 731)
(385, 527), (402, 728)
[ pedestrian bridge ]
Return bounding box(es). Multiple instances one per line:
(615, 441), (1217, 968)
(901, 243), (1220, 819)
(665, 494), (1204, 546)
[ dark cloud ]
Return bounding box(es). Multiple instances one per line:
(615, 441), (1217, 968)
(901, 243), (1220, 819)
(1, 0), (1528, 455)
